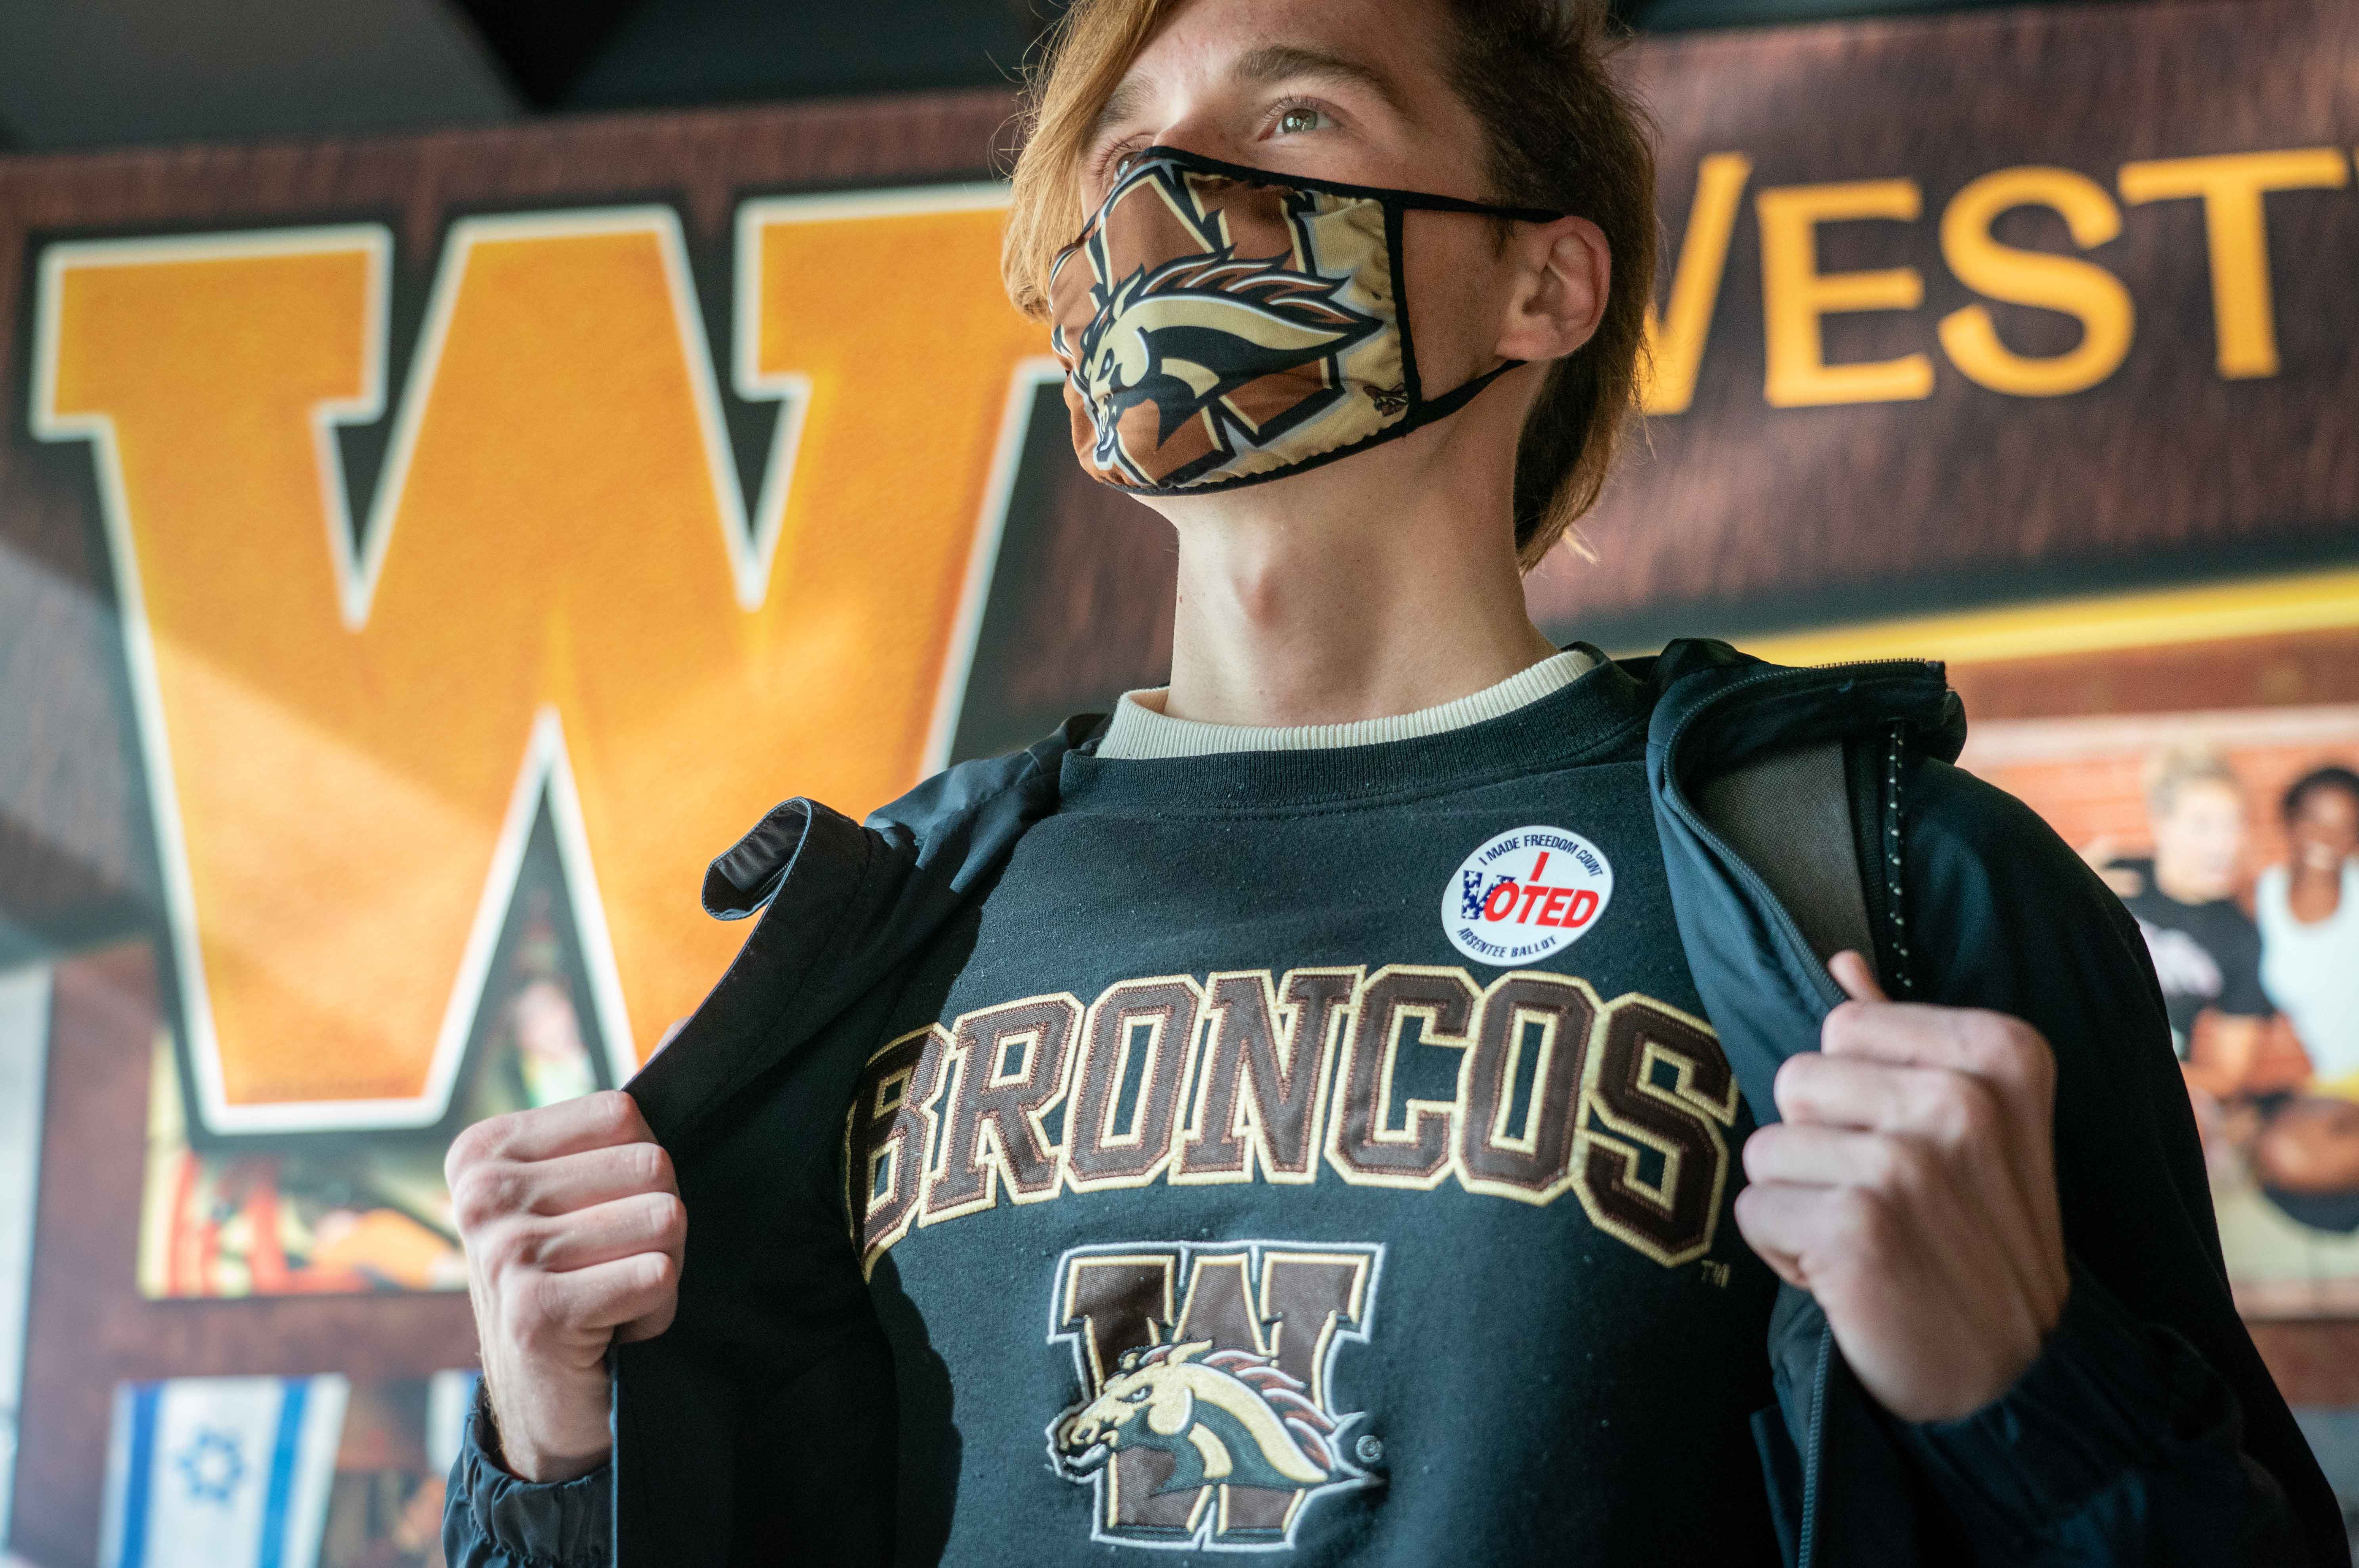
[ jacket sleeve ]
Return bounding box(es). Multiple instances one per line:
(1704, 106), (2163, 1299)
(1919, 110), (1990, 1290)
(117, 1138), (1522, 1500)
(442, 1384), (612, 1568)
(1895, 1257), (2305, 1564)
(1890, 755), (2344, 1566)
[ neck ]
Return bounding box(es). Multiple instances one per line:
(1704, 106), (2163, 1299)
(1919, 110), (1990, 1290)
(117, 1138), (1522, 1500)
(1152, 423), (1558, 727)
(2291, 856), (2346, 891)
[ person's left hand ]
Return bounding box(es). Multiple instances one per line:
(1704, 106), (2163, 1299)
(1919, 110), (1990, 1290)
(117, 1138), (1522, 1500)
(1734, 951), (2070, 1423)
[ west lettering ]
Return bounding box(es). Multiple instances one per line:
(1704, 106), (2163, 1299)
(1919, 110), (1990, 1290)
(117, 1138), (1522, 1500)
(1937, 165), (2135, 398)
(1642, 151), (1753, 415)
(2117, 147), (2351, 379)
(1757, 178), (1935, 407)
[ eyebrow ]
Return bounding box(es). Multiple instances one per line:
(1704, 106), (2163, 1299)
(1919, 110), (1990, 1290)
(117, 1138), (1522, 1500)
(1232, 43), (1410, 117)
(1094, 75), (1155, 140)
(1092, 41), (1412, 144)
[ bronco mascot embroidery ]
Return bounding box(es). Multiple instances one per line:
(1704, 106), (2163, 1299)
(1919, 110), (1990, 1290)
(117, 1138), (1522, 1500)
(1047, 1241), (1380, 1549)
(1050, 1338), (1346, 1496)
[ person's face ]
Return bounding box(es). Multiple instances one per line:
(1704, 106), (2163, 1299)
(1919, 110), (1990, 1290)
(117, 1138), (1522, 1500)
(1079, 0), (1484, 209)
(1077, 0), (1569, 415)
(2289, 785), (2359, 873)
(2152, 779), (2247, 902)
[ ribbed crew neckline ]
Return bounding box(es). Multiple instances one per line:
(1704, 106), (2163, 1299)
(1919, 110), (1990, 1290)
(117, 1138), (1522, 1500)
(1058, 646), (1648, 817)
(1097, 648), (1598, 761)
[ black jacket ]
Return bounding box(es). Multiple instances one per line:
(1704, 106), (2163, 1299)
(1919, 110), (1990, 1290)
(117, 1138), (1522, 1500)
(445, 641), (2346, 1567)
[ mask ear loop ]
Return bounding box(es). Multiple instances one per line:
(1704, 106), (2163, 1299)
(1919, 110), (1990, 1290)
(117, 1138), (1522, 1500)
(1384, 189), (1532, 436)
(1384, 195), (1426, 411)
(1403, 358), (1527, 427)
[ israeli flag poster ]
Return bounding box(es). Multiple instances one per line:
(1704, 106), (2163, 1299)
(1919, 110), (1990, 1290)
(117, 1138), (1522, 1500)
(98, 1374), (349, 1568)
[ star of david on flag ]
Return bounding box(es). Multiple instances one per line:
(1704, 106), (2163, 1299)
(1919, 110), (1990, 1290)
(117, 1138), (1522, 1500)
(98, 1375), (348, 1568)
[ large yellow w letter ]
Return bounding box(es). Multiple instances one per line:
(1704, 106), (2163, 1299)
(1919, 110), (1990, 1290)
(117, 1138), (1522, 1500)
(34, 191), (1043, 1132)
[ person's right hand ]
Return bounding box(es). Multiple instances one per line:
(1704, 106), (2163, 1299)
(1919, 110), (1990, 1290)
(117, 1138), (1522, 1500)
(446, 1090), (684, 1482)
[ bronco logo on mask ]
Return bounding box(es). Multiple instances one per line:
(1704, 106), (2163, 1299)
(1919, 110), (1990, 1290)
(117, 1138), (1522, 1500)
(1047, 1240), (1381, 1552)
(1048, 148), (1558, 496)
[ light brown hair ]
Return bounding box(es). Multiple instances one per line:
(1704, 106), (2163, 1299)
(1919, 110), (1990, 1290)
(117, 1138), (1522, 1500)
(1001, 0), (1659, 570)
(2143, 745), (2245, 820)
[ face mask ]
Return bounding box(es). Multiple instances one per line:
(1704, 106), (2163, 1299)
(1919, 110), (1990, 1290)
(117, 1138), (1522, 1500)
(1048, 146), (1563, 495)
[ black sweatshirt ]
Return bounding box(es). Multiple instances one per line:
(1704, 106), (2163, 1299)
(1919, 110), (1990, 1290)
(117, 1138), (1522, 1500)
(852, 665), (1782, 1562)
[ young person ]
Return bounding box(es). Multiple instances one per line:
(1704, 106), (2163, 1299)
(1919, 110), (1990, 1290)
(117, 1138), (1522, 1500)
(2257, 765), (2359, 1090)
(2252, 765), (2359, 1226)
(2094, 749), (2274, 1094)
(442, 1), (2344, 1563)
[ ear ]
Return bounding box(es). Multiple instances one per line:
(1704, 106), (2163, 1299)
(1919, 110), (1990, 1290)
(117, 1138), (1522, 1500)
(1493, 215), (1612, 365)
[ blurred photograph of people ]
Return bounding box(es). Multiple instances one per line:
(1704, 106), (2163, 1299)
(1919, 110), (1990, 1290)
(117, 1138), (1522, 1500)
(2074, 742), (2359, 1252)
(2252, 766), (2359, 1231)
(2089, 746), (2273, 1094)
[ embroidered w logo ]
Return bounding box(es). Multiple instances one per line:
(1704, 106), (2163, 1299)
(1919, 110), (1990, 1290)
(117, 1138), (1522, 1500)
(1046, 1240), (1380, 1552)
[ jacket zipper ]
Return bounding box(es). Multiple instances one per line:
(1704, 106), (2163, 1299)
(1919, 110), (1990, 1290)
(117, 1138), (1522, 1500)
(1659, 659), (1929, 1014)
(1798, 1322), (1834, 1568)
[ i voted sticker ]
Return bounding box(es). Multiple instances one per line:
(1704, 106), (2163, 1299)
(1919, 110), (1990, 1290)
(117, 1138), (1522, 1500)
(1441, 825), (1613, 966)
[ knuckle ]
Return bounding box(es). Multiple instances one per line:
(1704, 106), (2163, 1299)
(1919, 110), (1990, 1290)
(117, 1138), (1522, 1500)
(1830, 1187), (1890, 1252)
(520, 1272), (573, 1340)
(486, 1217), (555, 1276)
(444, 1115), (509, 1181)
(588, 1091), (641, 1142)
(2013, 1027), (2058, 1094)
(1978, 1015), (2051, 1079)
(1944, 1080), (2003, 1149)
(490, 1107), (541, 1151)
(1997, 1017), (2044, 1058)
(489, 1166), (539, 1225)
(502, 1281), (558, 1351)
(630, 1140), (675, 1194)
(1733, 1187), (1784, 1245)
(1885, 1138), (1937, 1197)
(449, 1165), (505, 1232)
(640, 1191), (686, 1247)
(1772, 1056), (1821, 1118)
